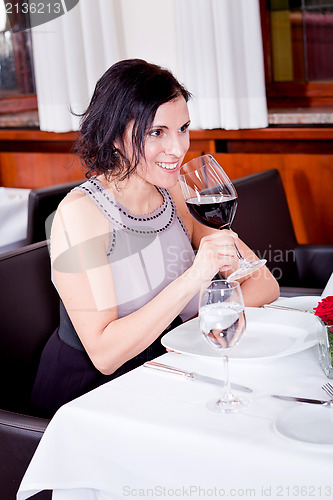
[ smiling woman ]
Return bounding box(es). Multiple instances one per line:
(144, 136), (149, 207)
(30, 59), (279, 418)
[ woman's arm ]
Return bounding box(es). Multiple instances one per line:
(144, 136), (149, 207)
(228, 237), (280, 306)
(169, 182), (280, 307)
(51, 190), (239, 376)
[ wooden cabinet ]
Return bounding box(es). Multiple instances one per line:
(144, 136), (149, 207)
(0, 128), (332, 245)
(0, 130), (83, 188)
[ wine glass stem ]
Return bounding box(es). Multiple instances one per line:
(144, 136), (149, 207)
(219, 228), (244, 261)
(234, 243), (244, 261)
(222, 354), (232, 402)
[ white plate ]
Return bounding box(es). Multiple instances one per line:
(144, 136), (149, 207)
(273, 295), (320, 312)
(274, 405), (333, 445)
(161, 307), (319, 360)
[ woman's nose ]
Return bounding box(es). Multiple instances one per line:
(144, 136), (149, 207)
(164, 134), (186, 156)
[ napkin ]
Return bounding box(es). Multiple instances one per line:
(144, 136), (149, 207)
(321, 272), (333, 299)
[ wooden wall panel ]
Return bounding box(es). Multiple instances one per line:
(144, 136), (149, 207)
(0, 152), (85, 189)
(0, 128), (332, 245)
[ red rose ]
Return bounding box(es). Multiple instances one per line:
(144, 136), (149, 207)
(314, 296), (333, 325)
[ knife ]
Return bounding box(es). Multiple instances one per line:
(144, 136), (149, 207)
(272, 394), (333, 407)
(263, 304), (314, 314)
(143, 361), (252, 393)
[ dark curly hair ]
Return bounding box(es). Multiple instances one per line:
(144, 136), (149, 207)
(73, 59), (191, 181)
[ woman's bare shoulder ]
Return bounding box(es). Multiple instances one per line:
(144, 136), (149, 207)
(51, 186), (110, 259)
(56, 187), (105, 224)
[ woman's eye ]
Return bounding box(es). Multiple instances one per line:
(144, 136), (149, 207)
(149, 129), (162, 137)
(180, 123), (190, 133)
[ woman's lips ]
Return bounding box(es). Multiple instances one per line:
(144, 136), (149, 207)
(156, 161), (178, 171)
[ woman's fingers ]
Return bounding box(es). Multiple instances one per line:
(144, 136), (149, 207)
(190, 230), (239, 282)
(200, 228), (237, 242)
(199, 230), (236, 247)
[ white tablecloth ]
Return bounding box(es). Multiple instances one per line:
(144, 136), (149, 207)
(0, 187), (30, 250)
(17, 332), (333, 500)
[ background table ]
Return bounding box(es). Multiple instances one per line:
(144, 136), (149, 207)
(0, 187), (30, 252)
(18, 328), (333, 500)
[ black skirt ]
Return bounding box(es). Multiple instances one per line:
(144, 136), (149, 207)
(31, 316), (182, 418)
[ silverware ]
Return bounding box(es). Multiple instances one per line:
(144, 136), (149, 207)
(322, 383), (333, 399)
(263, 304), (314, 314)
(272, 394), (333, 407)
(144, 361), (252, 393)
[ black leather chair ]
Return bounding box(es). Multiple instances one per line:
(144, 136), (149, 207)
(26, 179), (83, 244)
(232, 169), (333, 289)
(0, 240), (58, 500)
(25, 171), (332, 289)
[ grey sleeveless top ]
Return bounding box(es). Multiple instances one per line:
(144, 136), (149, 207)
(73, 177), (198, 322)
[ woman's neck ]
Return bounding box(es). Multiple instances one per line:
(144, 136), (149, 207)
(97, 174), (164, 216)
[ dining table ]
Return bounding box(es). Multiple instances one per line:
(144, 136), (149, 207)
(17, 296), (333, 500)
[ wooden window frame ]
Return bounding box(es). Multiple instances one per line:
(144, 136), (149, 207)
(0, 4), (37, 121)
(259, 0), (333, 108)
(0, 94), (37, 114)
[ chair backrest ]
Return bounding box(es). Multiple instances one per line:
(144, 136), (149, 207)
(0, 411), (51, 500)
(0, 241), (59, 414)
(232, 169), (300, 286)
(26, 179), (83, 244)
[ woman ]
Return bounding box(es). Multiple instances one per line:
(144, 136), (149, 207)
(31, 59), (279, 417)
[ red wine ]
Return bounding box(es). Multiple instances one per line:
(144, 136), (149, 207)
(186, 194), (237, 229)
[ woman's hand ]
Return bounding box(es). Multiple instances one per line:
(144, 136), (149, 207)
(188, 229), (238, 285)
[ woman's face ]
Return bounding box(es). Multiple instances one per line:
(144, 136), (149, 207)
(124, 96), (190, 189)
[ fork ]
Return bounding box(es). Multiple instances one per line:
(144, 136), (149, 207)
(322, 382), (333, 399)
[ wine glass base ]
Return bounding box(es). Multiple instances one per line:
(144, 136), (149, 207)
(206, 395), (252, 414)
(228, 259), (267, 281)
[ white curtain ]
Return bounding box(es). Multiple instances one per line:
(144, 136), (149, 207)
(31, 0), (122, 132)
(31, 0), (267, 132)
(176, 0), (268, 130)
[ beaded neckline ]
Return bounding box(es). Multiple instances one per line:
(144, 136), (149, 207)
(75, 177), (176, 236)
(92, 177), (167, 220)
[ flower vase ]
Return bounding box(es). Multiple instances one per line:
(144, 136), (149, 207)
(317, 322), (333, 378)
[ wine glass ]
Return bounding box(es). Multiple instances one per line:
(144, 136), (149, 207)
(179, 154), (266, 281)
(199, 279), (251, 413)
